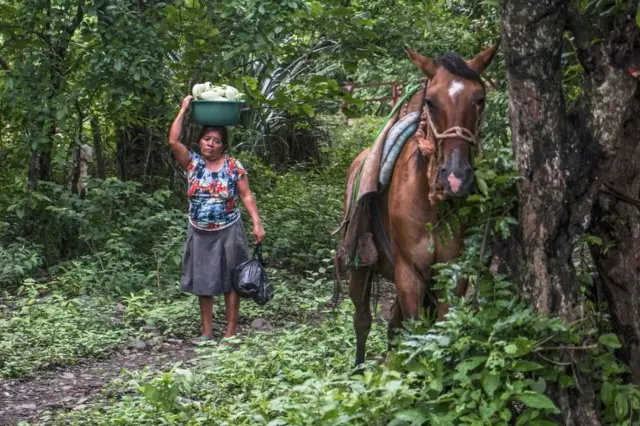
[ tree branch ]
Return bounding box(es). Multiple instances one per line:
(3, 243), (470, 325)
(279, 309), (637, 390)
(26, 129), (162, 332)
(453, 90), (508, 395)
(66, 0), (86, 40)
(0, 24), (53, 47)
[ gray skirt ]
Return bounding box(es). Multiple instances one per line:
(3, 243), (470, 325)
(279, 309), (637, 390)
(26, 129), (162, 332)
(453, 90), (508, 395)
(180, 219), (250, 296)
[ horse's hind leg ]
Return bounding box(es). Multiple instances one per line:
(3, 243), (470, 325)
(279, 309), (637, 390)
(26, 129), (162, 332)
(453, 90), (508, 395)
(348, 267), (373, 366)
(387, 296), (404, 352)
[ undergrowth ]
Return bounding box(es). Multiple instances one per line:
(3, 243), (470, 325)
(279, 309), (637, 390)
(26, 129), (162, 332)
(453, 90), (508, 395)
(2, 108), (639, 425)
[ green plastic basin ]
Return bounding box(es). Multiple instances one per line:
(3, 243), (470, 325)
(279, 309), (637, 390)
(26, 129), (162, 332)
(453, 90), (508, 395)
(191, 100), (246, 126)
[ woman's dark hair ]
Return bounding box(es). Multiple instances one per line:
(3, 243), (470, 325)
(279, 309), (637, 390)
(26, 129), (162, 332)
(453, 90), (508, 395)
(198, 125), (229, 152)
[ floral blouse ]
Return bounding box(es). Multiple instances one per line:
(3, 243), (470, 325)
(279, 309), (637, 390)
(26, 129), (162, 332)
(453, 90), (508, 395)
(186, 152), (247, 230)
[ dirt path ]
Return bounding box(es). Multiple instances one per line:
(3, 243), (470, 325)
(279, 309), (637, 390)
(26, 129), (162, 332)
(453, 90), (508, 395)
(0, 314), (247, 426)
(0, 338), (196, 425)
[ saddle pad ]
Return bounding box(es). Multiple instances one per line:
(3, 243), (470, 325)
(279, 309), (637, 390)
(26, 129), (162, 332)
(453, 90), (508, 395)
(378, 111), (420, 189)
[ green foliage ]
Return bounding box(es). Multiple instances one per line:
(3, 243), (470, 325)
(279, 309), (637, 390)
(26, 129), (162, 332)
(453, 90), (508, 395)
(2, 112), (639, 424)
(388, 278), (571, 425)
(0, 281), (131, 378)
(0, 178), (190, 295)
(1, 0), (638, 420)
(234, 115), (381, 271)
(342, 0), (502, 116)
(54, 279), (640, 425)
(0, 240), (43, 289)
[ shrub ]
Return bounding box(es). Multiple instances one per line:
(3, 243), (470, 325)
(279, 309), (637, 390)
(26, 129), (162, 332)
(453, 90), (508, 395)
(0, 240), (43, 290)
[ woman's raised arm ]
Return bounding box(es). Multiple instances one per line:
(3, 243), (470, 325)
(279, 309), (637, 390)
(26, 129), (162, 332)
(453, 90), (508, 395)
(168, 95), (193, 169)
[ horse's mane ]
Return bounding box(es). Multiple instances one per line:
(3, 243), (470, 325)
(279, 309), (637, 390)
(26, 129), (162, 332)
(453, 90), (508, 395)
(435, 52), (483, 84)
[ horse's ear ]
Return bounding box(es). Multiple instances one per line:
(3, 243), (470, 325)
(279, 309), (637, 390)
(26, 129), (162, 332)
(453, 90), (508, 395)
(405, 47), (438, 79)
(466, 40), (500, 74)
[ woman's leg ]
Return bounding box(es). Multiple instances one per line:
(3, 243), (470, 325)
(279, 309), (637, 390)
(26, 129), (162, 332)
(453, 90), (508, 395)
(199, 295), (214, 338)
(223, 291), (240, 337)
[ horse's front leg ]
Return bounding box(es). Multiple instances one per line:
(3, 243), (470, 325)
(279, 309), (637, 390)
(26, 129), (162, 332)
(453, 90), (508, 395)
(388, 257), (427, 345)
(434, 233), (466, 320)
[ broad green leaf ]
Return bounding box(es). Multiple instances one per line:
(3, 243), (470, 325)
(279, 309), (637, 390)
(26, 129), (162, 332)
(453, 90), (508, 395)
(504, 344), (518, 355)
(599, 333), (622, 349)
(301, 104), (315, 117)
(476, 177), (489, 196)
(456, 356), (487, 374)
(515, 392), (560, 413)
(513, 360), (544, 372)
(614, 393), (629, 420)
(385, 380), (403, 393)
(393, 408), (427, 424)
(600, 381), (614, 405)
(481, 371), (500, 397)
(530, 377), (546, 394)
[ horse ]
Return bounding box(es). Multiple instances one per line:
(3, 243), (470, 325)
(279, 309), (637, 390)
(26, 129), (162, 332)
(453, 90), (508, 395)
(337, 43), (499, 366)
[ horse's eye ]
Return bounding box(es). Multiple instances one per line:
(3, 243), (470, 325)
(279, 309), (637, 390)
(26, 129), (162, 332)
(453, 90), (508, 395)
(475, 97), (485, 107)
(425, 98), (438, 110)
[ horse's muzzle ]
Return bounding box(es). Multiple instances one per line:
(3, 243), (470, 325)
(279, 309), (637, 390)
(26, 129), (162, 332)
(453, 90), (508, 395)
(440, 150), (474, 197)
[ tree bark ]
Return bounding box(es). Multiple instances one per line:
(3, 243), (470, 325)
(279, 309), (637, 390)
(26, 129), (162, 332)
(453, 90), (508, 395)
(70, 104), (84, 195)
(116, 128), (128, 181)
(28, 151), (40, 191)
(501, 0), (639, 423)
(143, 124), (153, 179)
(591, 97), (640, 384)
(91, 117), (107, 179)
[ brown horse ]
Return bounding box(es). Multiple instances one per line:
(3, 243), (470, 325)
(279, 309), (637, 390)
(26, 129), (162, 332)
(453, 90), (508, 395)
(338, 44), (499, 366)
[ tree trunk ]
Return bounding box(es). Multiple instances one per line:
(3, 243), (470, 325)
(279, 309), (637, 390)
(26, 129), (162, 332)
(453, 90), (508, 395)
(500, 0), (639, 422)
(38, 147), (53, 182)
(143, 125), (153, 179)
(28, 150), (40, 191)
(590, 96), (640, 384)
(117, 128), (128, 181)
(91, 117), (106, 179)
(70, 145), (82, 195)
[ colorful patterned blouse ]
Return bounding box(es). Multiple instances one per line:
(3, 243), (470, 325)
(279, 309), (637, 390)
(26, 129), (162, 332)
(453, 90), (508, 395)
(186, 152), (247, 231)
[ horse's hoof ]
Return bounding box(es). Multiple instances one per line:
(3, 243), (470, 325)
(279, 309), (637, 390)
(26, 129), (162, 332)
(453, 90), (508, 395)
(351, 362), (366, 376)
(372, 356), (385, 365)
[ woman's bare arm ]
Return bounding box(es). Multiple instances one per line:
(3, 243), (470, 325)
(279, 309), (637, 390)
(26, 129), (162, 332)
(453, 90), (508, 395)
(168, 95), (193, 169)
(237, 176), (265, 244)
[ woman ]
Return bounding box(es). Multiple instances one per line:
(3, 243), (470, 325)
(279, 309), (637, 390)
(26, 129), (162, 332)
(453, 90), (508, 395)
(168, 94), (265, 344)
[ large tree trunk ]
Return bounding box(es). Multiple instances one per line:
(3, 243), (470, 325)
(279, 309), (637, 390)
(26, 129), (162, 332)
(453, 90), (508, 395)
(591, 96), (640, 384)
(500, 0), (639, 423)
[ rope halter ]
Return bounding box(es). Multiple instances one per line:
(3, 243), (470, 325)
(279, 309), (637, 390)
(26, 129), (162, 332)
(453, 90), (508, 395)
(412, 83), (486, 204)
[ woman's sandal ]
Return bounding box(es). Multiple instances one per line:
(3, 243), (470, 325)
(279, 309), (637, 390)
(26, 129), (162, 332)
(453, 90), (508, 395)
(219, 337), (234, 346)
(190, 335), (213, 345)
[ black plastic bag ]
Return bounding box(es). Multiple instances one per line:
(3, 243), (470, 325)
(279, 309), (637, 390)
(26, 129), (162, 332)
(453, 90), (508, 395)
(232, 244), (274, 305)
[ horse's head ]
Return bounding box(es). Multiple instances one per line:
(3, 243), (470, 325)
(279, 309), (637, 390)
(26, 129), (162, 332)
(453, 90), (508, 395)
(405, 44), (499, 199)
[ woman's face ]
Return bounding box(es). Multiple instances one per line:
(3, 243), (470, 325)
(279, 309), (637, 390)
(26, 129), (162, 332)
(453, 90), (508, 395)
(199, 130), (225, 160)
